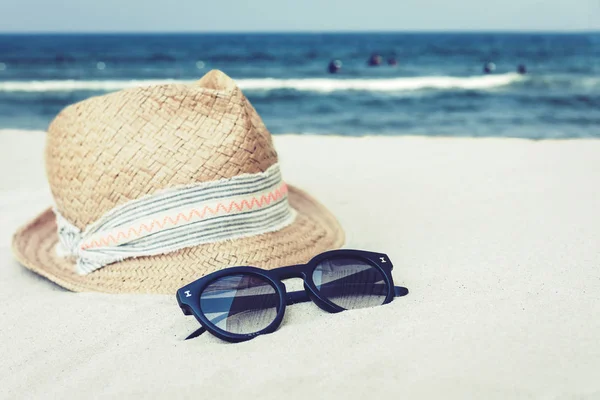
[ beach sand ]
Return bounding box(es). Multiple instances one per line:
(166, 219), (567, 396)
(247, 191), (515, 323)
(1, 130), (599, 399)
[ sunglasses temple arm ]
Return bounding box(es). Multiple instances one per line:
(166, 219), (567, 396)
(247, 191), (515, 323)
(286, 290), (311, 304)
(394, 286), (409, 297)
(185, 326), (207, 340)
(287, 285), (408, 304)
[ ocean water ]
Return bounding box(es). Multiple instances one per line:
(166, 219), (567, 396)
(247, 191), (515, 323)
(0, 33), (598, 138)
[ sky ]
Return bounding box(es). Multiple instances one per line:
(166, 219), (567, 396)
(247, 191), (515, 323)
(1, 0), (599, 32)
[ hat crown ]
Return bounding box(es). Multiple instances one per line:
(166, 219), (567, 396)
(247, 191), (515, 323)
(46, 70), (278, 229)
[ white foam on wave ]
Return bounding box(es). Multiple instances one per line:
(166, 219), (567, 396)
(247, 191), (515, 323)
(0, 74), (522, 93)
(238, 74), (522, 92)
(0, 79), (182, 92)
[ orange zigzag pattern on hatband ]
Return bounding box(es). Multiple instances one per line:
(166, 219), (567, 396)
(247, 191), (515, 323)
(80, 183), (289, 250)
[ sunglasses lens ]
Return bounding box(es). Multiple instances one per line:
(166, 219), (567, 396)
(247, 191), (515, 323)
(199, 274), (279, 335)
(312, 257), (388, 310)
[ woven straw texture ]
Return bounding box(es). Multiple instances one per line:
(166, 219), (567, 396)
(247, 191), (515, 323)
(12, 70), (344, 294)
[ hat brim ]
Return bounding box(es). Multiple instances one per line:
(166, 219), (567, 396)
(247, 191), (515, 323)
(12, 186), (344, 294)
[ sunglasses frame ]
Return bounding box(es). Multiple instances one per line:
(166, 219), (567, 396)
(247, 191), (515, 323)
(177, 249), (403, 343)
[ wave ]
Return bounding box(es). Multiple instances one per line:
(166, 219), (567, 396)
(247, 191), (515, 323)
(241, 74), (523, 92)
(0, 74), (523, 93)
(0, 79), (182, 92)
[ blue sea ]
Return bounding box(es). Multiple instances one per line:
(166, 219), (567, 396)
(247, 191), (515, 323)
(0, 33), (599, 138)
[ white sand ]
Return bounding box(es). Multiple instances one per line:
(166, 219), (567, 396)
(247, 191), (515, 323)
(1, 130), (599, 399)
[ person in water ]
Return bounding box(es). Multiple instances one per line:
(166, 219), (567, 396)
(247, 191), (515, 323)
(328, 59), (342, 74)
(517, 64), (527, 74)
(483, 62), (496, 74)
(388, 57), (398, 66)
(368, 53), (382, 66)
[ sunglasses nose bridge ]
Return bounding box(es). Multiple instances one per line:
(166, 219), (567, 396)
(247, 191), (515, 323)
(272, 264), (307, 281)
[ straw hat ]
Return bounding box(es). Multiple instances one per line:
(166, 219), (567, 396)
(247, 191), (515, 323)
(12, 70), (344, 294)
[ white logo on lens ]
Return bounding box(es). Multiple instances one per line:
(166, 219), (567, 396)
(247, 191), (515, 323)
(184, 290), (192, 297)
(380, 257), (387, 263)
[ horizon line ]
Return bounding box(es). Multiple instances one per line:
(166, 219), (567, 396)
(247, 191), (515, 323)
(0, 29), (598, 35)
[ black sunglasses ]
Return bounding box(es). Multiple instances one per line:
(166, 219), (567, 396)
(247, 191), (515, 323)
(177, 249), (409, 342)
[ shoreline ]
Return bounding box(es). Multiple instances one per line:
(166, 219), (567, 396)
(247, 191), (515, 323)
(2, 128), (600, 142)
